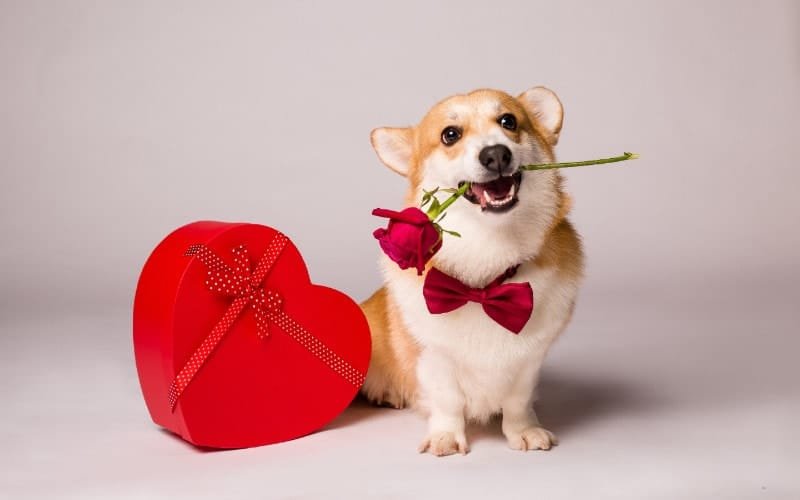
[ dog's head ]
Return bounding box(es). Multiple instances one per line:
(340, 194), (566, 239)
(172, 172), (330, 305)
(371, 87), (572, 285)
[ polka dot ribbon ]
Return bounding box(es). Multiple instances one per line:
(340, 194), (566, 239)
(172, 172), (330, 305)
(167, 233), (366, 411)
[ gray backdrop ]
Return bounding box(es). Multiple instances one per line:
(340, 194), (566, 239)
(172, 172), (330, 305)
(1, 1), (798, 499)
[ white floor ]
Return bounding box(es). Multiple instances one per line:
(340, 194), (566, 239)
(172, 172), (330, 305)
(2, 281), (798, 499)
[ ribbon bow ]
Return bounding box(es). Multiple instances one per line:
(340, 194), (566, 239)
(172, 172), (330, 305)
(167, 234), (365, 411)
(422, 266), (534, 334)
(186, 243), (283, 340)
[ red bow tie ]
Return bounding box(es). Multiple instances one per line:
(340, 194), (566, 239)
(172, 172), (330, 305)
(423, 266), (534, 334)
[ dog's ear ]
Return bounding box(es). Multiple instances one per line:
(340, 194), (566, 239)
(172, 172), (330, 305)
(517, 86), (564, 146)
(370, 127), (413, 176)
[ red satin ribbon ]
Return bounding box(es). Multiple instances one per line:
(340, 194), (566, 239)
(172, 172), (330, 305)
(422, 266), (534, 334)
(167, 234), (365, 411)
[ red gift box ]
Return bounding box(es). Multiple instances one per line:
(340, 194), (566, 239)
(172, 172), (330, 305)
(133, 221), (371, 449)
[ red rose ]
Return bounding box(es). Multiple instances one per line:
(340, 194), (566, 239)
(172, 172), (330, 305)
(372, 207), (442, 275)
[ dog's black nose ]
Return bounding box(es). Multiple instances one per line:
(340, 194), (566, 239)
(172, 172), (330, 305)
(479, 144), (512, 172)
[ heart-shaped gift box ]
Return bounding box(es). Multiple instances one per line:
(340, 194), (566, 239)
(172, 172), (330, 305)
(133, 221), (371, 448)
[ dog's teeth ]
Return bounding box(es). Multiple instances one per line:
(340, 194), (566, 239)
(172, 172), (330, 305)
(481, 182), (517, 208)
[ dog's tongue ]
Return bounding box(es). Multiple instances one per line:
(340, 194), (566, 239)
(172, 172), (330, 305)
(469, 177), (515, 208)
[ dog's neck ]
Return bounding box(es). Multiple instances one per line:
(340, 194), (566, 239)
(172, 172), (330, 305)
(423, 170), (567, 289)
(430, 221), (547, 289)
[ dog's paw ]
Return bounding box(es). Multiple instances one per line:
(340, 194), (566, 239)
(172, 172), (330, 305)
(365, 391), (405, 409)
(361, 385), (407, 409)
(505, 426), (558, 451)
(418, 431), (469, 456)
(379, 392), (407, 409)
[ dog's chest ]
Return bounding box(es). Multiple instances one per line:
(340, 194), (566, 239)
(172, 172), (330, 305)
(386, 258), (569, 414)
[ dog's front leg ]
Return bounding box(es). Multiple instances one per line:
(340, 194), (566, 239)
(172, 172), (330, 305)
(416, 348), (468, 456)
(501, 354), (558, 451)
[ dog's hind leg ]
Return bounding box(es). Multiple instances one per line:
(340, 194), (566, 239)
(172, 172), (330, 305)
(360, 288), (418, 409)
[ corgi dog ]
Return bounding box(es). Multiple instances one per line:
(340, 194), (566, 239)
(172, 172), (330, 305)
(360, 86), (585, 456)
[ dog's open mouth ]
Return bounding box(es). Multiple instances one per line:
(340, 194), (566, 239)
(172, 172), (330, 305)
(459, 172), (522, 213)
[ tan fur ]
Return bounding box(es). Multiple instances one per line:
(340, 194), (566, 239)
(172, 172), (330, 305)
(360, 288), (419, 408)
(363, 215), (581, 410)
(363, 87), (584, 454)
(393, 89), (551, 205)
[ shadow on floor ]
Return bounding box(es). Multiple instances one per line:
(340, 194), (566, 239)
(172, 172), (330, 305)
(331, 370), (666, 442)
(324, 395), (387, 431)
(157, 399), (386, 452)
(470, 369), (665, 445)
(155, 371), (664, 450)
(157, 428), (231, 453)
(537, 370), (662, 433)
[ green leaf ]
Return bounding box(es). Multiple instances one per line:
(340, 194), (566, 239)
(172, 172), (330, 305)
(421, 187), (442, 210)
(441, 229), (461, 238)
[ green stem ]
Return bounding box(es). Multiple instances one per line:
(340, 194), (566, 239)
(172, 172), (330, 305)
(433, 182), (470, 217)
(421, 152), (639, 221)
(520, 151), (639, 171)
(425, 182), (469, 220)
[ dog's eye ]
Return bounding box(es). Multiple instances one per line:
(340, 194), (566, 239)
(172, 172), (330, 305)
(441, 126), (462, 146)
(498, 113), (517, 131)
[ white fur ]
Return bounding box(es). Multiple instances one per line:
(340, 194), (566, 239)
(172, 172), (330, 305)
(382, 238), (580, 423)
(375, 89), (581, 454)
(416, 127), (558, 287)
